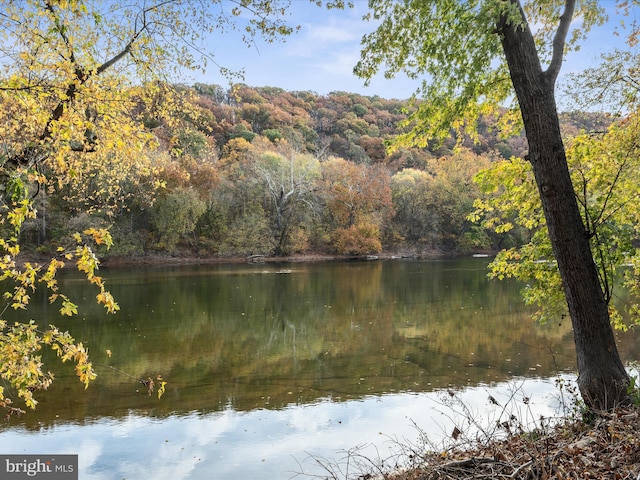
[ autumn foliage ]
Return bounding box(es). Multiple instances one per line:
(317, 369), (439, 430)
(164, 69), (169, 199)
(0, 0), (637, 417)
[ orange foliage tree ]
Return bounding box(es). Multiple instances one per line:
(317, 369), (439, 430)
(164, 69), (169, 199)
(318, 157), (393, 254)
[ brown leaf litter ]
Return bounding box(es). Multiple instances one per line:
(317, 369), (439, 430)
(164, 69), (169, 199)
(389, 407), (640, 480)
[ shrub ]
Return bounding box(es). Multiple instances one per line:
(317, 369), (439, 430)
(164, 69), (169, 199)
(331, 222), (382, 255)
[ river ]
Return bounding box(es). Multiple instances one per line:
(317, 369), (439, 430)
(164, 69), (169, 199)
(1, 258), (638, 479)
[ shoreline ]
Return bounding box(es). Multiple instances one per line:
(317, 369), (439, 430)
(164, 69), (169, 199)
(16, 248), (496, 269)
(98, 250), (475, 268)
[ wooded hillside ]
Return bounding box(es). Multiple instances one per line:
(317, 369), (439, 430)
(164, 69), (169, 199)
(14, 83), (612, 260)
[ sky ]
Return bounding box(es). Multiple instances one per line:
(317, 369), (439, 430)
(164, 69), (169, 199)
(187, 1), (638, 101)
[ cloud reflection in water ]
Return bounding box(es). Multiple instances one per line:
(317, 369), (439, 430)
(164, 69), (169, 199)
(0, 376), (571, 480)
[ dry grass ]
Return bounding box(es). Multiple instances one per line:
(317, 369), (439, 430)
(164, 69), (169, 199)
(392, 407), (640, 479)
(298, 377), (640, 480)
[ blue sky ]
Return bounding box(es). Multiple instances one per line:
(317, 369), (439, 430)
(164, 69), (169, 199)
(189, 1), (637, 100)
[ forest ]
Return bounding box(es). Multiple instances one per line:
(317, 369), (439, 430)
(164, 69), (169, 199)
(10, 82), (613, 260)
(2, 0), (640, 417)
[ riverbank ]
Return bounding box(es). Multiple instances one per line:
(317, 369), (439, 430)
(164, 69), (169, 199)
(18, 243), (494, 269)
(98, 249), (478, 268)
(386, 405), (640, 479)
(100, 252), (369, 267)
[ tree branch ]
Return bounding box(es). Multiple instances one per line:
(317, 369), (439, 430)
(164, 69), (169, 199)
(95, 3), (153, 75)
(39, 1), (88, 143)
(8, 2), (157, 168)
(44, 0), (78, 66)
(545, 0), (576, 85)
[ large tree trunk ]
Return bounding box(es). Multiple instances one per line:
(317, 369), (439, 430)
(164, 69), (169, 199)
(498, 1), (629, 410)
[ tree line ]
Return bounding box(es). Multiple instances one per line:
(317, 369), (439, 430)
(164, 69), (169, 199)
(14, 83), (612, 259)
(1, 0), (638, 414)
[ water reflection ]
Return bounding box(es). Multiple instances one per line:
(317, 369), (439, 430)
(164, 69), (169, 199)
(2, 259), (639, 479)
(1, 379), (569, 480)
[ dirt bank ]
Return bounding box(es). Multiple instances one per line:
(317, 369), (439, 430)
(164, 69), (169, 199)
(389, 407), (640, 479)
(99, 250), (459, 268)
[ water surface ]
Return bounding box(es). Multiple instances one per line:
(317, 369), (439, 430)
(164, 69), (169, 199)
(1, 258), (638, 479)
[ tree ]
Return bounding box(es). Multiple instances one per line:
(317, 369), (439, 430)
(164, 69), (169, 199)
(391, 168), (434, 243)
(249, 142), (321, 255)
(318, 157), (393, 253)
(424, 150), (493, 251)
(0, 0), (303, 413)
(563, 46), (640, 114)
(355, 0), (633, 409)
(149, 187), (207, 251)
(472, 112), (640, 328)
